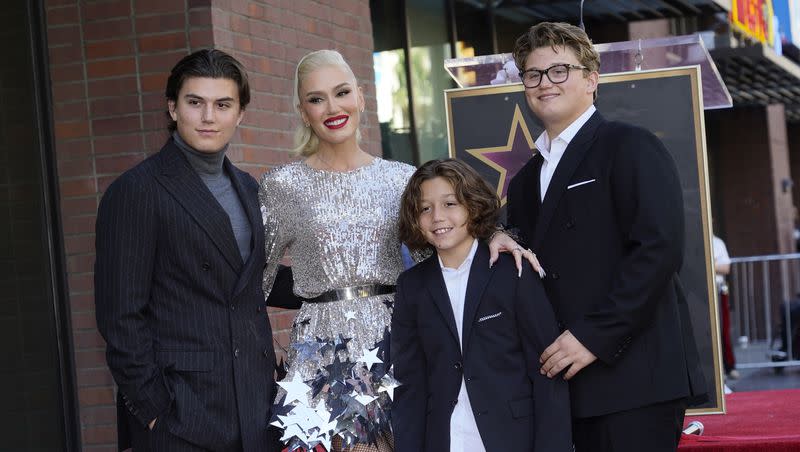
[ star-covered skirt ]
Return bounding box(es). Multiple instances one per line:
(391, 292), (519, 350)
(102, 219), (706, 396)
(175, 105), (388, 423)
(270, 294), (399, 451)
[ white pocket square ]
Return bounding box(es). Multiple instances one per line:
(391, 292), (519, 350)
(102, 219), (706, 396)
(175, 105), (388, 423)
(567, 179), (596, 190)
(478, 311), (503, 323)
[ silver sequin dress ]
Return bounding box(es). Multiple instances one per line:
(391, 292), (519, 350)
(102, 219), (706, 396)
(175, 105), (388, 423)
(259, 157), (415, 448)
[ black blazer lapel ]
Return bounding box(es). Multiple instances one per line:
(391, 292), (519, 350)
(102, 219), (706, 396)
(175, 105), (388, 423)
(154, 141), (244, 272)
(532, 111), (604, 249)
(461, 243), (495, 352)
(227, 160), (263, 297)
(421, 257), (460, 345)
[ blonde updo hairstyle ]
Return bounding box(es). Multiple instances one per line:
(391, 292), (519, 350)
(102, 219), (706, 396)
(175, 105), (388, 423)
(292, 49), (362, 156)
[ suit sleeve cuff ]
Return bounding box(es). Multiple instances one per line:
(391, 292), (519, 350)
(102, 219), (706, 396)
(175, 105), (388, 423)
(569, 321), (633, 366)
(125, 372), (173, 427)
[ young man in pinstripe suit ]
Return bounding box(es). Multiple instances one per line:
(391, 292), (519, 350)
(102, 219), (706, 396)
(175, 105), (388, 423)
(95, 49), (298, 452)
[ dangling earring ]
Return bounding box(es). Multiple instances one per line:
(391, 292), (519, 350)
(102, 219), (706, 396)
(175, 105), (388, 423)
(304, 122), (310, 127)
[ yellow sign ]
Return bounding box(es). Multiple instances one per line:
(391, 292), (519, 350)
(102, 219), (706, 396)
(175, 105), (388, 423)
(731, 0), (775, 46)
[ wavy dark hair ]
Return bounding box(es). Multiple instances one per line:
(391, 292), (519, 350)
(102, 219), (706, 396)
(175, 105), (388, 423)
(165, 49), (250, 132)
(400, 159), (500, 252)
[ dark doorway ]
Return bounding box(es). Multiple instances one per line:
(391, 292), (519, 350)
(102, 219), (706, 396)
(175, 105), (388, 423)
(0, 0), (79, 450)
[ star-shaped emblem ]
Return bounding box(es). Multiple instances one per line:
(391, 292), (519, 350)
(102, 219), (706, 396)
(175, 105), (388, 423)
(324, 355), (356, 383)
(378, 373), (400, 401)
(466, 104), (537, 206)
(344, 310), (357, 321)
(351, 390), (377, 407)
(278, 373), (311, 405)
(334, 334), (353, 354)
(358, 347), (383, 370)
(291, 340), (325, 362)
(269, 398), (295, 425)
(280, 423), (305, 443)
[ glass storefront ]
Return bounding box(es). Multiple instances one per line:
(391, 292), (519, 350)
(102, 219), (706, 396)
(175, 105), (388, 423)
(372, 0), (456, 165)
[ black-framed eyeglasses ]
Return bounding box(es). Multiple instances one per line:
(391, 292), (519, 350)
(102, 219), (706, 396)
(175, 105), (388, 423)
(519, 64), (588, 88)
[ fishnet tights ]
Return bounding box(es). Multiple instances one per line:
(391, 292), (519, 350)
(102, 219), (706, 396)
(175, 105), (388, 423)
(331, 432), (394, 452)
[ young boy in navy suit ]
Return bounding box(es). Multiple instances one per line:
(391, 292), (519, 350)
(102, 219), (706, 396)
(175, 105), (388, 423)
(391, 159), (572, 451)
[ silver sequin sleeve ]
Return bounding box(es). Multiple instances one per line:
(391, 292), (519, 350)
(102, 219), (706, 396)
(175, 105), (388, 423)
(258, 171), (292, 301)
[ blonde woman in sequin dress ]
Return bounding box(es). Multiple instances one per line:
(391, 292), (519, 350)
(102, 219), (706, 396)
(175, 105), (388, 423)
(259, 50), (539, 452)
(259, 50), (409, 452)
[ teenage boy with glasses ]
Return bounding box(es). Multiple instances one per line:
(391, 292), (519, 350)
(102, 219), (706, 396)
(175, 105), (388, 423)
(500, 22), (707, 452)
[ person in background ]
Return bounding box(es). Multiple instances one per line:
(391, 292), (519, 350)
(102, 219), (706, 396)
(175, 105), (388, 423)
(713, 235), (738, 380)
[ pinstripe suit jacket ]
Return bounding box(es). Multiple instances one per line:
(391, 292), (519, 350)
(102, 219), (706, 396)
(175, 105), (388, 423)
(96, 139), (293, 451)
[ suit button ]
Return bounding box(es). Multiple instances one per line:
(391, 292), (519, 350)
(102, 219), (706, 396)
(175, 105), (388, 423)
(551, 272), (560, 280)
(454, 361), (462, 371)
(230, 304), (235, 311)
(565, 220), (575, 229)
(263, 349), (269, 357)
(202, 262), (211, 270)
(234, 348), (240, 358)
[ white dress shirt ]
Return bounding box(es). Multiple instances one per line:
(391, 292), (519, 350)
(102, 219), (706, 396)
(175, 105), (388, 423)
(438, 239), (486, 452)
(535, 104), (596, 201)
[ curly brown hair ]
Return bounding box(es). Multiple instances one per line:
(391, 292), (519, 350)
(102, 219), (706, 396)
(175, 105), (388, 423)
(400, 159), (500, 252)
(513, 22), (600, 92)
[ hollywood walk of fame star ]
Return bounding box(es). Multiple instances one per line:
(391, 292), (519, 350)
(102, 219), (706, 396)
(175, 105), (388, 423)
(465, 104), (537, 206)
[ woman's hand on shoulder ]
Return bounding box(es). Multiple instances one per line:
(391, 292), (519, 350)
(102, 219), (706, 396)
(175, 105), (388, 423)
(488, 232), (545, 278)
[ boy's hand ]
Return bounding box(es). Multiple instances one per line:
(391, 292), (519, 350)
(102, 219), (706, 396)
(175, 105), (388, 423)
(540, 330), (597, 380)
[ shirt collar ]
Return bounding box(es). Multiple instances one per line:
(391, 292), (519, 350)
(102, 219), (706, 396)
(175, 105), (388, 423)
(534, 104), (596, 159)
(438, 239), (479, 272)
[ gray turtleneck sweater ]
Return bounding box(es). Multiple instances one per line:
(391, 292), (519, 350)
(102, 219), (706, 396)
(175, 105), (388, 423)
(173, 132), (252, 263)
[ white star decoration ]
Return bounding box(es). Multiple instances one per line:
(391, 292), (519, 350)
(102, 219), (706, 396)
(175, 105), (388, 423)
(378, 373), (400, 401)
(358, 347), (383, 370)
(280, 423), (304, 442)
(278, 373), (311, 405)
(351, 390), (377, 406)
(344, 310), (357, 321)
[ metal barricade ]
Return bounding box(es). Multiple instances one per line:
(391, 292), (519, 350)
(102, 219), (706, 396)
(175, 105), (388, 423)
(729, 254), (800, 370)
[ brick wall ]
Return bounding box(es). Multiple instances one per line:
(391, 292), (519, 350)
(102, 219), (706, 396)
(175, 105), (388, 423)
(45, 0), (377, 449)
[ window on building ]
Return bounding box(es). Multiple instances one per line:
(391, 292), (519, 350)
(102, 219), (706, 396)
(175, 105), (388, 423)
(371, 0), (456, 165)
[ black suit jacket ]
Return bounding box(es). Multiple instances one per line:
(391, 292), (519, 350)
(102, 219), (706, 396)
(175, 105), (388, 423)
(95, 139), (298, 451)
(391, 242), (571, 451)
(507, 111), (707, 418)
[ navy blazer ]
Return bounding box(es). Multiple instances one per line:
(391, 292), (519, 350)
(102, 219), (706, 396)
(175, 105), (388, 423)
(507, 112), (707, 418)
(95, 139), (298, 451)
(391, 242), (572, 451)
